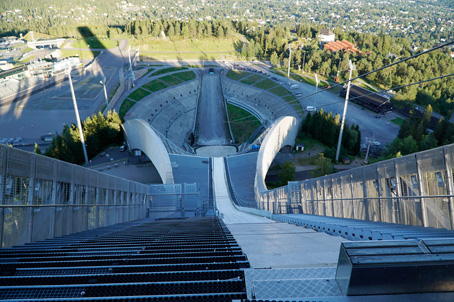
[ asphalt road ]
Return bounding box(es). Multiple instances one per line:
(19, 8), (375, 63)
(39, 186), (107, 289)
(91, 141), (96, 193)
(195, 71), (231, 145)
(240, 62), (400, 145)
(0, 40), (128, 143)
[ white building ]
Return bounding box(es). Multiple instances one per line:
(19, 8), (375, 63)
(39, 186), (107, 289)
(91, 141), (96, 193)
(319, 28), (335, 43)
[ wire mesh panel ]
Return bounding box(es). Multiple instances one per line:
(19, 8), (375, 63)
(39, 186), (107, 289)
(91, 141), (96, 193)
(31, 178), (54, 242)
(315, 180), (325, 216)
(397, 155), (423, 227)
(98, 188), (107, 227)
(332, 177), (343, 218)
(418, 148), (452, 229)
(350, 168), (366, 220)
(377, 160), (396, 224)
(340, 174), (354, 219)
(54, 181), (72, 237)
(324, 178), (334, 217)
(149, 184), (181, 219)
(87, 186), (97, 230)
(72, 184), (87, 233)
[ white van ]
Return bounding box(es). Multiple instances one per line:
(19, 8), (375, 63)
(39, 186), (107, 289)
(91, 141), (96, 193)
(290, 84), (299, 90)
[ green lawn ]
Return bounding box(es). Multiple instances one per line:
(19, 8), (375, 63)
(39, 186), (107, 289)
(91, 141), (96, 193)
(140, 53), (237, 61)
(253, 78), (278, 90)
(127, 88), (151, 101)
(226, 70), (248, 81)
(71, 37), (119, 49)
(227, 103), (262, 144)
(18, 55), (35, 64)
(391, 117), (405, 126)
(152, 67), (187, 76)
(269, 86), (292, 97)
(135, 37), (241, 53)
(143, 80), (169, 92)
(240, 74), (264, 85)
(173, 71), (196, 81)
(145, 68), (155, 75)
(60, 49), (100, 60)
(159, 75), (184, 86)
(283, 95), (303, 115)
(119, 99), (137, 119)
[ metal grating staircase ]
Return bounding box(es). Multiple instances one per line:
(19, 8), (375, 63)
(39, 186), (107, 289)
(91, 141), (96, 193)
(0, 217), (249, 301)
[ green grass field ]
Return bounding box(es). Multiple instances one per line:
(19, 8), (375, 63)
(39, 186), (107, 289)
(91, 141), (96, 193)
(127, 88), (151, 101)
(253, 78), (278, 90)
(391, 117), (405, 126)
(134, 37), (241, 53)
(60, 49), (100, 60)
(283, 95), (303, 114)
(71, 37), (119, 49)
(152, 67), (187, 76)
(145, 68), (155, 75)
(119, 99), (137, 119)
(143, 80), (169, 92)
(227, 103), (262, 144)
(173, 71), (196, 81)
(141, 53), (236, 60)
(159, 75), (184, 86)
(240, 74), (264, 85)
(226, 70), (248, 81)
(269, 86), (292, 97)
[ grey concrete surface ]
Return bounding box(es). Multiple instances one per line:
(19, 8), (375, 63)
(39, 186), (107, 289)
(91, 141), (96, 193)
(195, 145), (237, 157)
(226, 153), (257, 205)
(127, 80), (198, 148)
(213, 157), (345, 269)
(195, 73), (231, 145)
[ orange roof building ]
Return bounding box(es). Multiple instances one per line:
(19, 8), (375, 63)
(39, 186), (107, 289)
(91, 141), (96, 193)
(324, 40), (362, 55)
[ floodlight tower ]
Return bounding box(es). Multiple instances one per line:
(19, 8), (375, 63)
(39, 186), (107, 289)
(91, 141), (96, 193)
(287, 44), (292, 79)
(314, 73), (320, 110)
(100, 76), (109, 108)
(335, 60), (355, 163)
(128, 46), (135, 87)
(67, 68), (89, 164)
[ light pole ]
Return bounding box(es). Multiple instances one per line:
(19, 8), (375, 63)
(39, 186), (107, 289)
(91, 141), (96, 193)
(314, 73), (320, 110)
(335, 60), (355, 163)
(287, 44), (292, 79)
(128, 46), (135, 87)
(100, 76), (109, 108)
(302, 51), (306, 73)
(67, 68), (89, 164)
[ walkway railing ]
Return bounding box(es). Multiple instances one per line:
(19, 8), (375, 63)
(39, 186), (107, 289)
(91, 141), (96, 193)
(256, 144), (454, 230)
(0, 145), (150, 248)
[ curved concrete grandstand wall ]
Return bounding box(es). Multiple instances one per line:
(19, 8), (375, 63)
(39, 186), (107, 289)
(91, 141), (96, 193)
(129, 80), (198, 149)
(255, 116), (301, 201)
(122, 119), (174, 184)
(0, 144), (150, 248)
(223, 78), (299, 124)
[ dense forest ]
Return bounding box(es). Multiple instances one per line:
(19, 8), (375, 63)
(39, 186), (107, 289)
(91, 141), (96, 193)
(301, 110), (361, 161)
(1, 0), (453, 47)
